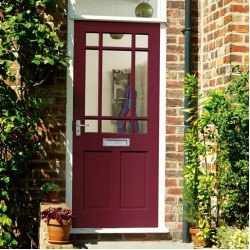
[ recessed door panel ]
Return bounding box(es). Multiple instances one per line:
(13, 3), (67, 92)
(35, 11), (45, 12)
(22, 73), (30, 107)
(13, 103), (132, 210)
(120, 152), (147, 209)
(83, 151), (112, 209)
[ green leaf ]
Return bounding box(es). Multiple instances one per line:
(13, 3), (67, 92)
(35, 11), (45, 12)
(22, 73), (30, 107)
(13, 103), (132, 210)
(2, 177), (10, 184)
(24, 22), (32, 28)
(58, 42), (64, 47)
(1, 204), (7, 213)
(1, 216), (12, 227)
(32, 59), (41, 65)
(44, 58), (54, 65)
(6, 6), (13, 12)
(3, 232), (11, 242)
(11, 240), (18, 248)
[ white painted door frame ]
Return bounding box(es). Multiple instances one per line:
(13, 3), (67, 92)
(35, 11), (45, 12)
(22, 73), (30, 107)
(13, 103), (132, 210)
(66, 0), (168, 234)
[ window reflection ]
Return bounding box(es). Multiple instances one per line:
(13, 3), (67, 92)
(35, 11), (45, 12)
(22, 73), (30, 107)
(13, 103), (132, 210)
(135, 52), (148, 117)
(102, 120), (131, 133)
(102, 51), (131, 116)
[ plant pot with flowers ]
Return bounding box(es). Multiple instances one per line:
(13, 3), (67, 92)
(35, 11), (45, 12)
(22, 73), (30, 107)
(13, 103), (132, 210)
(41, 182), (61, 202)
(40, 207), (74, 244)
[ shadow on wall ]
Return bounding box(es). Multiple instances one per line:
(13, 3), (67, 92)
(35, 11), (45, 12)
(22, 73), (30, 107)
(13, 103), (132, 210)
(4, 66), (68, 249)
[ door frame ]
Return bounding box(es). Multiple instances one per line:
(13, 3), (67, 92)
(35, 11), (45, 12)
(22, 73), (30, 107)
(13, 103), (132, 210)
(66, 12), (168, 235)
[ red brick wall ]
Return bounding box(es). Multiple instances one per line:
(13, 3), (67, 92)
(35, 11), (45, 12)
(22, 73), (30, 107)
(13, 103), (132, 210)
(200, 0), (249, 93)
(165, 0), (200, 239)
(165, 0), (248, 239)
(165, 0), (185, 239)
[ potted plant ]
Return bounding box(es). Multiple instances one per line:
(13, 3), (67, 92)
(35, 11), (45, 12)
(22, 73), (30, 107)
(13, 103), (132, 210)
(41, 182), (61, 202)
(183, 74), (219, 248)
(40, 207), (74, 244)
(183, 177), (205, 249)
(183, 130), (216, 248)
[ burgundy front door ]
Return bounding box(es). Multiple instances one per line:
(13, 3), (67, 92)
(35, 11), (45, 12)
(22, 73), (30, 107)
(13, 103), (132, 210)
(73, 21), (160, 228)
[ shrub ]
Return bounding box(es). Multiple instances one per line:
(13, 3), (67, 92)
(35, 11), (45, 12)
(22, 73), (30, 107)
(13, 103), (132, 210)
(184, 70), (249, 245)
(216, 226), (249, 249)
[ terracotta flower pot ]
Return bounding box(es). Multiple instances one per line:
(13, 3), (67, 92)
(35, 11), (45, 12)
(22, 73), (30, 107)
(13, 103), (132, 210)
(189, 227), (205, 249)
(45, 191), (59, 203)
(47, 219), (72, 244)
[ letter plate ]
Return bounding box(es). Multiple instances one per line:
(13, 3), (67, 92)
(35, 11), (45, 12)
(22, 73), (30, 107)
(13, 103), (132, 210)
(103, 138), (130, 147)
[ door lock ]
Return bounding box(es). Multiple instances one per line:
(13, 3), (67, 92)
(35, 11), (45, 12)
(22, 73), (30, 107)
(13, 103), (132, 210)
(76, 120), (89, 136)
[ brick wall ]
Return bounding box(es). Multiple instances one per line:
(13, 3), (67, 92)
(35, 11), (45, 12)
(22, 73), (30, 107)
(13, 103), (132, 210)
(165, 0), (200, 239)
(165, 0), (185, 239)
(165, 0), (249, 239)
(200, 0), (249, 94)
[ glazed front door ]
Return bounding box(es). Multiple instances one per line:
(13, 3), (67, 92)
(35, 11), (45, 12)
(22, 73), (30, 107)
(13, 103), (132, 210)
(73, 21), (160, 228)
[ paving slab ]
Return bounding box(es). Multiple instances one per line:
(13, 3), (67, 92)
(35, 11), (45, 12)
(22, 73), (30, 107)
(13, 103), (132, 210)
(85, 240), (193, 249)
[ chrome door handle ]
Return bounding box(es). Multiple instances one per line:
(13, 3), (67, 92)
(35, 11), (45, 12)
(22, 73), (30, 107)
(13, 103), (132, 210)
(76, 120), (89, 136)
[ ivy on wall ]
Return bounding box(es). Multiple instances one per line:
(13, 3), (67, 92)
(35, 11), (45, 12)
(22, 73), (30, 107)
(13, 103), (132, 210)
(0, 0), (68, 247)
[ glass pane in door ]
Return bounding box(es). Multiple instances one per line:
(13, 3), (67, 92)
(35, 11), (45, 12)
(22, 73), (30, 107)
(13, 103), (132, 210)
(103, 33), (132, 47)
(102, 120), (131, 133)
(102, 51), (131, 116)
(85, 50), (99, 116)
(86, 33), (99, 46)
(135, 51), (148, 117)
(135, 35), (148, 48)
(135, 120), (147, 134)
(85, 120), (98, 133)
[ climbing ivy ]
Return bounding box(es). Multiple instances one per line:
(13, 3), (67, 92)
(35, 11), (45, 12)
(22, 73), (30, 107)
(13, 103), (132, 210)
(0, 0), (68, 247)
(0, 0), (68, 86)
(0, 81), (42, 248)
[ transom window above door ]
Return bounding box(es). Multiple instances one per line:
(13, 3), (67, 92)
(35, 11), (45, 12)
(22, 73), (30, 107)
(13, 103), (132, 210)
(69, 0), (166, 22)
(74, 0), (158, 18)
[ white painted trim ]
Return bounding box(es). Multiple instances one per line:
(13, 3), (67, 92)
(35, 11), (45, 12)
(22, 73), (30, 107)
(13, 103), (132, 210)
(158, 22), (167, 230)
(68, 0), (166, 23)
(65, 18), (74, 208)
(71, 227), (169, 234)
(69, 15), (165, 23)
(66, 0), (168, 234)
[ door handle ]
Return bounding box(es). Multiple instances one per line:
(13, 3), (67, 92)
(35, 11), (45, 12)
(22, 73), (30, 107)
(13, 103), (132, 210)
(76, 120), (89, 136)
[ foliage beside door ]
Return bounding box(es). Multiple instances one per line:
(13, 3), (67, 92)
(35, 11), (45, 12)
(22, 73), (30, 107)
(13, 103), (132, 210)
(184, 70), (249, 247)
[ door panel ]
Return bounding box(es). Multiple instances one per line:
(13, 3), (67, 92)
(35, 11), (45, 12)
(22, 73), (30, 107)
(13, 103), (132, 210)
(84, 151), (112, 209)
(120, 152), (147, 209)
(73, 21), (160, 228)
